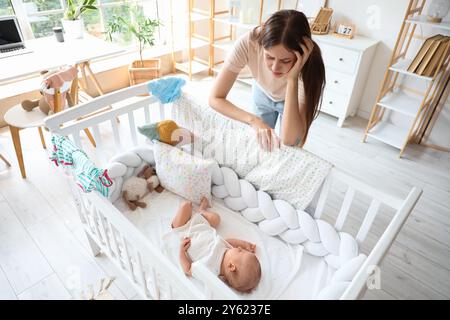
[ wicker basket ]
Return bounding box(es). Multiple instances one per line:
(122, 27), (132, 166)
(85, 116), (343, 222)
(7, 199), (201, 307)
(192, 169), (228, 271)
(128, 59), (161, 86)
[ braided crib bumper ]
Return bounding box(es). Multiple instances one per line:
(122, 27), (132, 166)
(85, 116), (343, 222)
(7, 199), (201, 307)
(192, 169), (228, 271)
(105, 146), (367, 299)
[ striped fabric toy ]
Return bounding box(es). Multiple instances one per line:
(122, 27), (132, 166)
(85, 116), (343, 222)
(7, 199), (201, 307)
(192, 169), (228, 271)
(50, 135), (112, 197)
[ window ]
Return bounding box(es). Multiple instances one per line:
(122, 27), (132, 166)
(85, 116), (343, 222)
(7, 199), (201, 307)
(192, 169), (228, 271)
(3, 0), (168, 48)
(0, 0), (14, 15)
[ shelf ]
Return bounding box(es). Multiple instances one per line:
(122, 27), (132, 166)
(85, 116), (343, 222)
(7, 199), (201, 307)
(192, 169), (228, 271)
(389, 58), (434, 81)
(190, 12), (210, 22)
(172, 12), (210, 23)
(213, 16), (258, 30)
(175, 61), (209, 75)
(367, 121), (409, 149)
(406, 15), (450, 31)
(377, 91), (423, 117)
(173, 38), (209, 51)
(212, 39), (235, 51)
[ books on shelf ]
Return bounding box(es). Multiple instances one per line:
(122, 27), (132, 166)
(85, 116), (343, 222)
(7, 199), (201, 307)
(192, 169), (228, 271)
(408, 34), (450, 77)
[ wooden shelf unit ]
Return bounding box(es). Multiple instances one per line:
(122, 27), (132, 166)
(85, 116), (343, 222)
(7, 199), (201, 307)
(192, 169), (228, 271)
(209, 0), (284, 84)
(362, 0), (450, 157)
(170, 0), (215, 80)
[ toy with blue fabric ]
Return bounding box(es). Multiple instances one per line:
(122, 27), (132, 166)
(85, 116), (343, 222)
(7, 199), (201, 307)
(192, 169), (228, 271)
(139, 77), (193, 146)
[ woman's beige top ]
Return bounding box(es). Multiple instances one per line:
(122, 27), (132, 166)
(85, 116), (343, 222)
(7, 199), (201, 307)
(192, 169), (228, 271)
(223, 31), (305, 103)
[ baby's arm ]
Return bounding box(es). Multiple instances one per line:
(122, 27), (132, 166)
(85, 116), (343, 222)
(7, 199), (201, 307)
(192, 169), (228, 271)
(226, 238), (256, 253)
(179, 237), (192, 276)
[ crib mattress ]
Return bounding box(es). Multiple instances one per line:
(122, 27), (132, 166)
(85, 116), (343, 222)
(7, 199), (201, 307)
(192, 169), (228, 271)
(114, 190), (332, 299)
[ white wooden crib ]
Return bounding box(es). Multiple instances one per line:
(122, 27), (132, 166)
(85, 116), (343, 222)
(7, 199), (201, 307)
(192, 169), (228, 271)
(44, 82), (422, 300)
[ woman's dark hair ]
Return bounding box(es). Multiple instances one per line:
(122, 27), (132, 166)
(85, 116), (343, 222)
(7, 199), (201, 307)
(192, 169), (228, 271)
(252, 10), (325, 147)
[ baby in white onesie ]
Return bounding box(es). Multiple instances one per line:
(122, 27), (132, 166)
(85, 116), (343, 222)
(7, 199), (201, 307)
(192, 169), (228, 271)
(172, 197), (261, 293)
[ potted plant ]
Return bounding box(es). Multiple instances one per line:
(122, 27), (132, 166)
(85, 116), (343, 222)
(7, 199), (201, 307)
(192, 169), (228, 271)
(62, 0), (98, 39)
(106, 8), (162, 85)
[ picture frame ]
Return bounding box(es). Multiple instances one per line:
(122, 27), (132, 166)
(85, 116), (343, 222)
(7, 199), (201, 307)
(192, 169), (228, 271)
(333, 21), (356, 39)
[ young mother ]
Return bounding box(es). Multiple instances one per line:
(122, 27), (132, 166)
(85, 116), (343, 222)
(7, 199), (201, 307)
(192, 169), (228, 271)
(209, 10), (325, 150)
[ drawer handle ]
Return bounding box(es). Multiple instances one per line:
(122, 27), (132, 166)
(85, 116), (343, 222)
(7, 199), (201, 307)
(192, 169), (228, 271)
(339, 58), (344, 61)
(334, 80), (339, 84)
(329, 101), (333, 104)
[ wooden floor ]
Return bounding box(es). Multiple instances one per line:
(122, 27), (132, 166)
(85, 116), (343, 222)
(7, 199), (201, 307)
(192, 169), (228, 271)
(0, 77), (449, 300)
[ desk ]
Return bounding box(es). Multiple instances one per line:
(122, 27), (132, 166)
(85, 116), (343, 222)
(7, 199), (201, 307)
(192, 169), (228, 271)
(0, 34), (124, 84)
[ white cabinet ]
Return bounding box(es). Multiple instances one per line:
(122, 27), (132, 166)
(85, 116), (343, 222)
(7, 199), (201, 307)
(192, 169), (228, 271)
(312, 34), (379, 127)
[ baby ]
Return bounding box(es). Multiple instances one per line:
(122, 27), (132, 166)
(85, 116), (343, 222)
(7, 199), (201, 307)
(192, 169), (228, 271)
(172, 197), (261, 293)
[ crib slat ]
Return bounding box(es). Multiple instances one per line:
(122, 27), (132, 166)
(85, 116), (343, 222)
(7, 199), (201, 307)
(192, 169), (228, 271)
(71, 131), (82, 148)
(96, 210), (113, 257)
(121, 236), (136, 282)
(149, 267), (160, 300)
(314, 174), (332, 219)
(356, 199), (381, 243)
(144, 104), (151, 124)
(107, 221), (122, 265)
(136, 252), (150, 298)
(159, 102), (165, 121)
(128, 111), (138, 145)
(92, 124), (102, 148)
(92, 208), (104, 245)
(110, 119), (122, 152)
(335, 187), (356, 231)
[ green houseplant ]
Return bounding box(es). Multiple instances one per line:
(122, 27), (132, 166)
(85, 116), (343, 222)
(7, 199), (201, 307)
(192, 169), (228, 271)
(62, 0), (98, 39)
(106, 8), (162, 85)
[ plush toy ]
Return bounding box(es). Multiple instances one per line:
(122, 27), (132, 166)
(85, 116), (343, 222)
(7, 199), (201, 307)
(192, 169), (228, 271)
(138, 120), (193, 146)
(21, 95), (53, 115)
(122, 164), (164, 211)
(21, 66), (77, 115)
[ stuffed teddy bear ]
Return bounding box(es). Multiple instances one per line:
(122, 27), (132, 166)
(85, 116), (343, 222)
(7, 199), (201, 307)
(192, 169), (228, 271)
(21, 66), (77, 115)
(138, 120), (194, 146)
(122, 164), (164, 211)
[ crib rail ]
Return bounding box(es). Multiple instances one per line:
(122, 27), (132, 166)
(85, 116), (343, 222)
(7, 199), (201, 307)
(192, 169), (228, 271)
(312, 167), (422, 299)
(70, 180), (204, 299)
(45, 82), (164, 163)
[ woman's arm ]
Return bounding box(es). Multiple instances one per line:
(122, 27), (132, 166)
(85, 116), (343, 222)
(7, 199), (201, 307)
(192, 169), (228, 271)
(209, 69), (279, 150)
(281, 78), (305, 146)
(282, 38), (314, 146)
(209, 68), (258, 125)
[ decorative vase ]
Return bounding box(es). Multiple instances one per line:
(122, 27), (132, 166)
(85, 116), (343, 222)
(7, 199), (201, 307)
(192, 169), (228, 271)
(61, 18), (84, 39)
(426, 0), (450, 23)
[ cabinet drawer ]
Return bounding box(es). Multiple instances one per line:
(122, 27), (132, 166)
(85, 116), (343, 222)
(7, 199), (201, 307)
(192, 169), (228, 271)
(319, 43), (360, 74)
(325, 68), (355, 95)
(320, 89), (349, 117)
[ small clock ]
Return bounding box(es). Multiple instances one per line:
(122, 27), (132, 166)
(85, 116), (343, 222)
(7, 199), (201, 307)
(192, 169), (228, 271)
(333, 22), (356, 39)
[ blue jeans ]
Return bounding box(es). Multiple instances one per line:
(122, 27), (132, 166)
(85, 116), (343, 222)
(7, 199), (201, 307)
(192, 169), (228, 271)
(252, 83), (285, 129)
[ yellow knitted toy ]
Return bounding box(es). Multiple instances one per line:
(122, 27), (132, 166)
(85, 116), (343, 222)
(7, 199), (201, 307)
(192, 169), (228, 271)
(138, 120), (190, 146)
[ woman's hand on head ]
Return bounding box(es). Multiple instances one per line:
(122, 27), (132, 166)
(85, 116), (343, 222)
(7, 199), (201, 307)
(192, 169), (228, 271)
(249, 117), (280, 152)
(287, 37), (314, 81)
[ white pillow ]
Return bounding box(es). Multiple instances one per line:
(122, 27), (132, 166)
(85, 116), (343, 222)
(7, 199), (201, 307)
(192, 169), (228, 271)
(153, 140), (215, 204)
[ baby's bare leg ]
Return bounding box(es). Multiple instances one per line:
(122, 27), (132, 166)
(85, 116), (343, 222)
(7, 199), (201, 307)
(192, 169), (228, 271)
(172, 201), (193, 228)
(199, 197), (221, 228)
(201, 211), (221, 228)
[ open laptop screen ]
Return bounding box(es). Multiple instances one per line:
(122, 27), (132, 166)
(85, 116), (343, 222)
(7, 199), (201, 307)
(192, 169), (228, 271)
(0, 17), (23, 48)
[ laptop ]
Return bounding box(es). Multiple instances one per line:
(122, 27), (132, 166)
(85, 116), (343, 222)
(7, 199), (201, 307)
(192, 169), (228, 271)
(0, 16), (33, 59)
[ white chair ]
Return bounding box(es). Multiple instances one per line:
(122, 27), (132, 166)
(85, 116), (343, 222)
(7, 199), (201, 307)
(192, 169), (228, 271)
(4, 80), (95, 178)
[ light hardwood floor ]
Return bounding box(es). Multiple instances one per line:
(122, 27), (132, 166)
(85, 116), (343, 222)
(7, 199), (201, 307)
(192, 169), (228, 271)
(0, 77), (448, 300)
